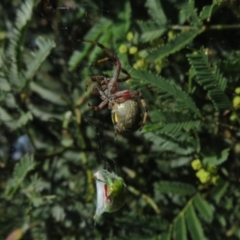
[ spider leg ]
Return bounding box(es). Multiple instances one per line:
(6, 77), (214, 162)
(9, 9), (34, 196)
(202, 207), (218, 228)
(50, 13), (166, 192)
(139, 97), (148, 131)
(90, 58), (131, 82)
(79, 39), (131, 91)
(112, 90), (141, 103)
(78, 39), (118, 61)
(86, 76), (104, 89)
(117, 68), (131, 82)
(85, 76), (106, 91)
(90, 57), (113, 67)
(88, 84), (109, 110)
(88, 98), (109, 111)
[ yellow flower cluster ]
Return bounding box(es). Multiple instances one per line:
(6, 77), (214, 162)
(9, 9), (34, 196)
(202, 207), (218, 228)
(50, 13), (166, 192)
(126, 32), (134, 42)
(129, 46), (138, 55)
(119, 44), (127, 54)
(230, 86), (240, 121)
(196, 169), (211, 184)
(191, 159), (218, 184)
(133, 59), (145, 69)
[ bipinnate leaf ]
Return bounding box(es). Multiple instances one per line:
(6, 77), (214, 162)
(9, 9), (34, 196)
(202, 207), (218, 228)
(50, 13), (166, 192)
(186, 204), (207, 240)
(173, 214), (187, 240)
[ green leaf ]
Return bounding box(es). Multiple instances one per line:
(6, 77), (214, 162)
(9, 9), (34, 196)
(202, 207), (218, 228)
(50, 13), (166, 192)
(203, 149), (229, 165)
(4, 155), (36, 198)
(200, 4), (217, 21)
(52, 205), (66, 221)
(7, 0), (36, 87)
(178, 0), (195, 24)
(186, 203), (207, 240)
(187, 49), (232, 111)
(145, 0), (167, 24)
(114, 2), (131, 43)
(30, 82), (66, 106)
(146, 110), (200, 136)
(0, 71), (11, 91)
(15, 0), (37, 31)
(131, 69), (199, 114)
(28, 103), (63, 121)
(0, 106), (16, 129)
(147, 29), (201, 61)
(193, 193), (214, 223)
(210, 180), (229, 204)
(0, 106), (13, 122)
(154, 181), (196, 196)
(25, 36), (56, 81)
(173, 214), (187, 240)
(139, 20), (166, 43)
(140, 0), (168, 42)
(145, 132), (196, 155)
(159, 230), (171, 240)
(13, 112), (33, 130)
(68, 17), (112, 71)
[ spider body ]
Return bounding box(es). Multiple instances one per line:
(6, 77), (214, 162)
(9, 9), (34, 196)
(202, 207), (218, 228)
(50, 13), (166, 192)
(80, 39), (147, 135)
(111, 97), (147, 133)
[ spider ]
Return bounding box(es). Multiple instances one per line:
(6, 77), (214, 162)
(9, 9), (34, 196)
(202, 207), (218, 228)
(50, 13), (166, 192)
(79, 39), (148, 135)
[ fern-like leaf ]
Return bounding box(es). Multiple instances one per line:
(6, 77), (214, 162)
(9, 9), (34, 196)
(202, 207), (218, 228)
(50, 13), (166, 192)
(114, 2), (131, 43)
(138, 20), (167, 43)
(7, 0), (36, 86)
(173, 215), (187, 240)
(14, 112), (33, 130)
(4, 155), (36, 198)
(68, 17), (112, 71)
(30, 81), (66, 106)
(178, 0), (195, 24)
(25, 37), (56, 81)
(146, 110), (200, 136)
(199, 4), (217, 21)
(145, 132), (196, 155)
(147, 29), (201, 61)
(0, 106), (15, 129)
(154, 181), (196, 196)
(187, 49), (232, 111)
(0, 71), (11, 91)
(185, 204), (207, 240)
(145, 0), (167, 24)
(131, 69), (199, 114)
(210, 181), (229, 204)
(193, 193), (214, 223)
(159, 231), (171, 240)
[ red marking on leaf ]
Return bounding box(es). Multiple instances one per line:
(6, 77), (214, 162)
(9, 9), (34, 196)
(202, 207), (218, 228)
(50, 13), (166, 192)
(104, 184), (110, 202)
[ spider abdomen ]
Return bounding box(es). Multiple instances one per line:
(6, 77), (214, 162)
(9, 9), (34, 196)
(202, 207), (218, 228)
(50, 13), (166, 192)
(111, 97), (146, 133)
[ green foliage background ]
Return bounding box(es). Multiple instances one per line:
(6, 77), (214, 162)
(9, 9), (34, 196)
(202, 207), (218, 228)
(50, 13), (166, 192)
(1, 0), (240, 239)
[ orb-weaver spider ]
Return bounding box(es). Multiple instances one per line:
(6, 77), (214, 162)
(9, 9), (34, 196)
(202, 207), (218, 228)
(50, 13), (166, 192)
(79, 39), (148, 135)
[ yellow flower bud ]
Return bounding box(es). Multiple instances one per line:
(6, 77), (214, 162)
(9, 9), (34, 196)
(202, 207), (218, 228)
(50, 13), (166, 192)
(235, 87), (240, 94)
(126, 32), (134, 41)
(211, 175), (220, 185)
(133, 59), (145, 69)
(230, 113), (237, 122)
(119, 44), (128, 54)
(207, 165), (217, 174)
(129, 46), (138, 55)
(168, 31), (175, 40)
(191, 159), (202, 170)
(196, 169), (211, 184)
(233, 96), (240, 108)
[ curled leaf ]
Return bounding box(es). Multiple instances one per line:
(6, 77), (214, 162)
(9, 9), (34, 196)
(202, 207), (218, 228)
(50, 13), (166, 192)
(93, 170), (126, 221)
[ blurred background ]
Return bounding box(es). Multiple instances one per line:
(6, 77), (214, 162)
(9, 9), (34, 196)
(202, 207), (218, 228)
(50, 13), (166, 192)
(1, 0), (240, 239)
